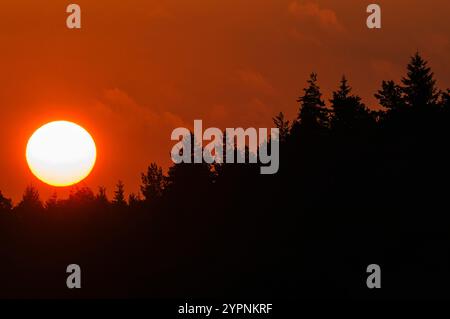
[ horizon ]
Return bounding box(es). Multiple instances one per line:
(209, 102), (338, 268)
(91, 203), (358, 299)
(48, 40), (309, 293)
(1, 51), (449, 203)
(1, 0), (449, 201)
(1, 50), (448, 206)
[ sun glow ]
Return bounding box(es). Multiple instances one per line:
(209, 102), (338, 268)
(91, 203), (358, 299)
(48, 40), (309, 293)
(26, 121), (97, 187)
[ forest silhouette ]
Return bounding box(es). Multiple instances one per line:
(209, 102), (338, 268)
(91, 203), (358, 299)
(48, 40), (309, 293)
(1, 53), (450, 299)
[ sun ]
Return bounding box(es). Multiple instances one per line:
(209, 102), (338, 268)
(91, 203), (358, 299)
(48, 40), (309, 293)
(26, 121), (97, 187)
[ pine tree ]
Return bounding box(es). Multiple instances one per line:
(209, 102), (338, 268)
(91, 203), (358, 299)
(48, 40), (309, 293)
(165, 131), (213, 197)
(402, 52), (440, 108)
(141, 163), (166, 203)
(17, 185), (43, 210)
(295, 73), (329, 131)
(330, 76), (373, 131)
(375, 80), (404, 112)
(272, 112), (290, 142)
(112, 180), (126, 207)
(128, 193), (141, 208)
(68, 187), (95, 206)
(96, 186), (109, 205)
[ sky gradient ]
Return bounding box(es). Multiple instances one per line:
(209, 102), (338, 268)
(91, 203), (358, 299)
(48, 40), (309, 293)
(0, 0), (449, 201)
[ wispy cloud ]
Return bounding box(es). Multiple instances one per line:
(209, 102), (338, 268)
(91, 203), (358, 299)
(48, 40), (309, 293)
(289, 1), (344, 32)
(236, 69), (276, 95)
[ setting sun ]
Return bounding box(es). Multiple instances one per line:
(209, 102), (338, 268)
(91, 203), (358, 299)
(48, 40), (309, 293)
(26, 121), (97, 187)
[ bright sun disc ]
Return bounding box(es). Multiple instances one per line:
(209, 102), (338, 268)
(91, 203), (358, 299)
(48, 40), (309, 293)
(26, 121), (97, 187)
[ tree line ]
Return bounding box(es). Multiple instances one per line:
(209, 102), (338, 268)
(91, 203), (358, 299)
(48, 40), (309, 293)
(1, 52), (449, 299)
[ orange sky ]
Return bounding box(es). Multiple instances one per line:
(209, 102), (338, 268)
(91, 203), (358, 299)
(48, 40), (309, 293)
(0, 0), (449, 202)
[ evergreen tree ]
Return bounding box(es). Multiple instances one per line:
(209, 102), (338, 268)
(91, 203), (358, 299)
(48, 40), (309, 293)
(128, 193), (141, 209)
(330, 76), (373, 132)
(294, 73), (328, 132)
(95, 186), (109, 206)
(141, 163), (166, 203)
(402, 52), (440, 108)
(375, 80), (404, 112)
(68, 186), (95, 206)
(165, 134), (213, 199)
(272, 112), (290, 142)
(17, 185), (43, 210)
(112, 180), (126, 207)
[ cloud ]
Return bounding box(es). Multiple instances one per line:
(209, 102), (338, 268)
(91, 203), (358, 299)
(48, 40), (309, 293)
(101, 88), (183, 126)
(289, 27), (324, 47)
(236, 69), (276, 95)
(206, 98), (274, 129)
(95, 88), (186, 133)
(289, 1), (344, 32)
(101, 88), (158, 124)
(245, 98), (273, 123)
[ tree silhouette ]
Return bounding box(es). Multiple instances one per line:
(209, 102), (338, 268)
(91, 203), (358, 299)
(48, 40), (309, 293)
(1, 52), (449, 299)
(402, 52), (440, 109)
(165, 132), (213, 199)
(375, 80), (404, 114)
(16, 185), (42, 211)
(68, 186), (95, 207)
(141, 163), (165, 203)
(272, 112), (290, 143)
(330, 76), (374, 132)
(95, 186), (109, 205)
(292, 73), (328, 134)
(112, 180), (126, 207)
(128, 193), (141, 209)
